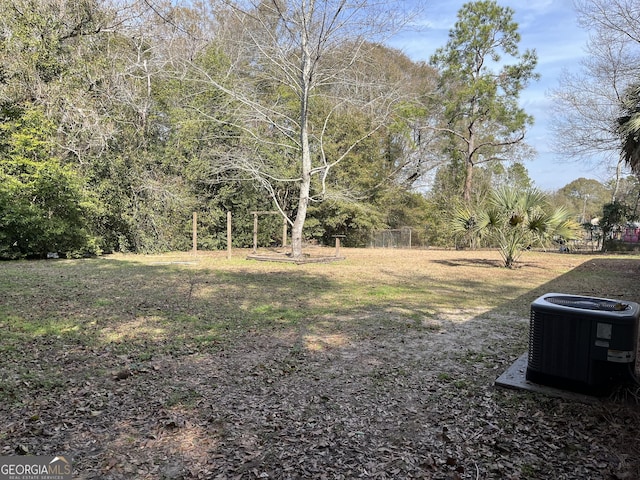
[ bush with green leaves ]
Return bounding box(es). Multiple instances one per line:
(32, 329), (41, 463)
(0, 107), (99, 259)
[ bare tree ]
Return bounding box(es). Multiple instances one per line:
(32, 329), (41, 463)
(550, 0), (640, 196)
(181, 0), (414, 258)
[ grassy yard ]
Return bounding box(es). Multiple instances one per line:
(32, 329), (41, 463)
(0, 247), (639, 479)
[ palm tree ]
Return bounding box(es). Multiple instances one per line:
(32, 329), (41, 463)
(452, 186), (580, 268)
(618, 84), (640, 174)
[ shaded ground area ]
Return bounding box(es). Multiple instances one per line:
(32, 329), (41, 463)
(1, 249), (639, 479)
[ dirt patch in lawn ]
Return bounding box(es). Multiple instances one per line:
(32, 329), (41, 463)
(1, 248), (639, 479)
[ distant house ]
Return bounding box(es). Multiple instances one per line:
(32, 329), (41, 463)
(622, 223), (640, 243)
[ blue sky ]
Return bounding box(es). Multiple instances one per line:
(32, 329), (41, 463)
(388, 0), (609, 192)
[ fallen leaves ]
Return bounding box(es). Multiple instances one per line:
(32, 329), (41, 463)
(1, 251), (640, 478)
(5, 328), (640, 479)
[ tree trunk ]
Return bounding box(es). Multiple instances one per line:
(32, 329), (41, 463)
(611, 157), (623, 202)
(463, 159), (474, 204)
(463, 127), (475, 204)
(290, 18), (313, 259)
(291, 145), (311, 258)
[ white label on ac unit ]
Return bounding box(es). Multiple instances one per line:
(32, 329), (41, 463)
(595, 340), (609, 348)
(607, 350), (634, 363)
(596, 322), (612, 340)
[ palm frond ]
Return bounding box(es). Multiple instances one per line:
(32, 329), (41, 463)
(618, 85), (640, 173)
(450, 205), (477, 235)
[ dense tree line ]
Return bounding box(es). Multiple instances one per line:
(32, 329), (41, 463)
(0, 0), (442, 258)
(1, 0), (634, 259)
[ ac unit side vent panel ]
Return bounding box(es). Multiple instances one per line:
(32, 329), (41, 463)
(528, 309), (591, 382)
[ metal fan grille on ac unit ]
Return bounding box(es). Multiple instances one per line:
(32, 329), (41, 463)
(543, 295), (629, 311)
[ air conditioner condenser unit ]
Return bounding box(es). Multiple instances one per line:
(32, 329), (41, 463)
(526, 293), (639, 395)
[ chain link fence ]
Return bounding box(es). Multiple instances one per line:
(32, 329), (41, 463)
(370, 227), (428, 249)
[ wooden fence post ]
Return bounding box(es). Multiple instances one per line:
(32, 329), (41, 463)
(227, 211), (232, 259)
(282, 216), (287, 248)
(253, 212), (258, 254)
(192, 212), (197, 255)
(333, 235), (345, 257)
